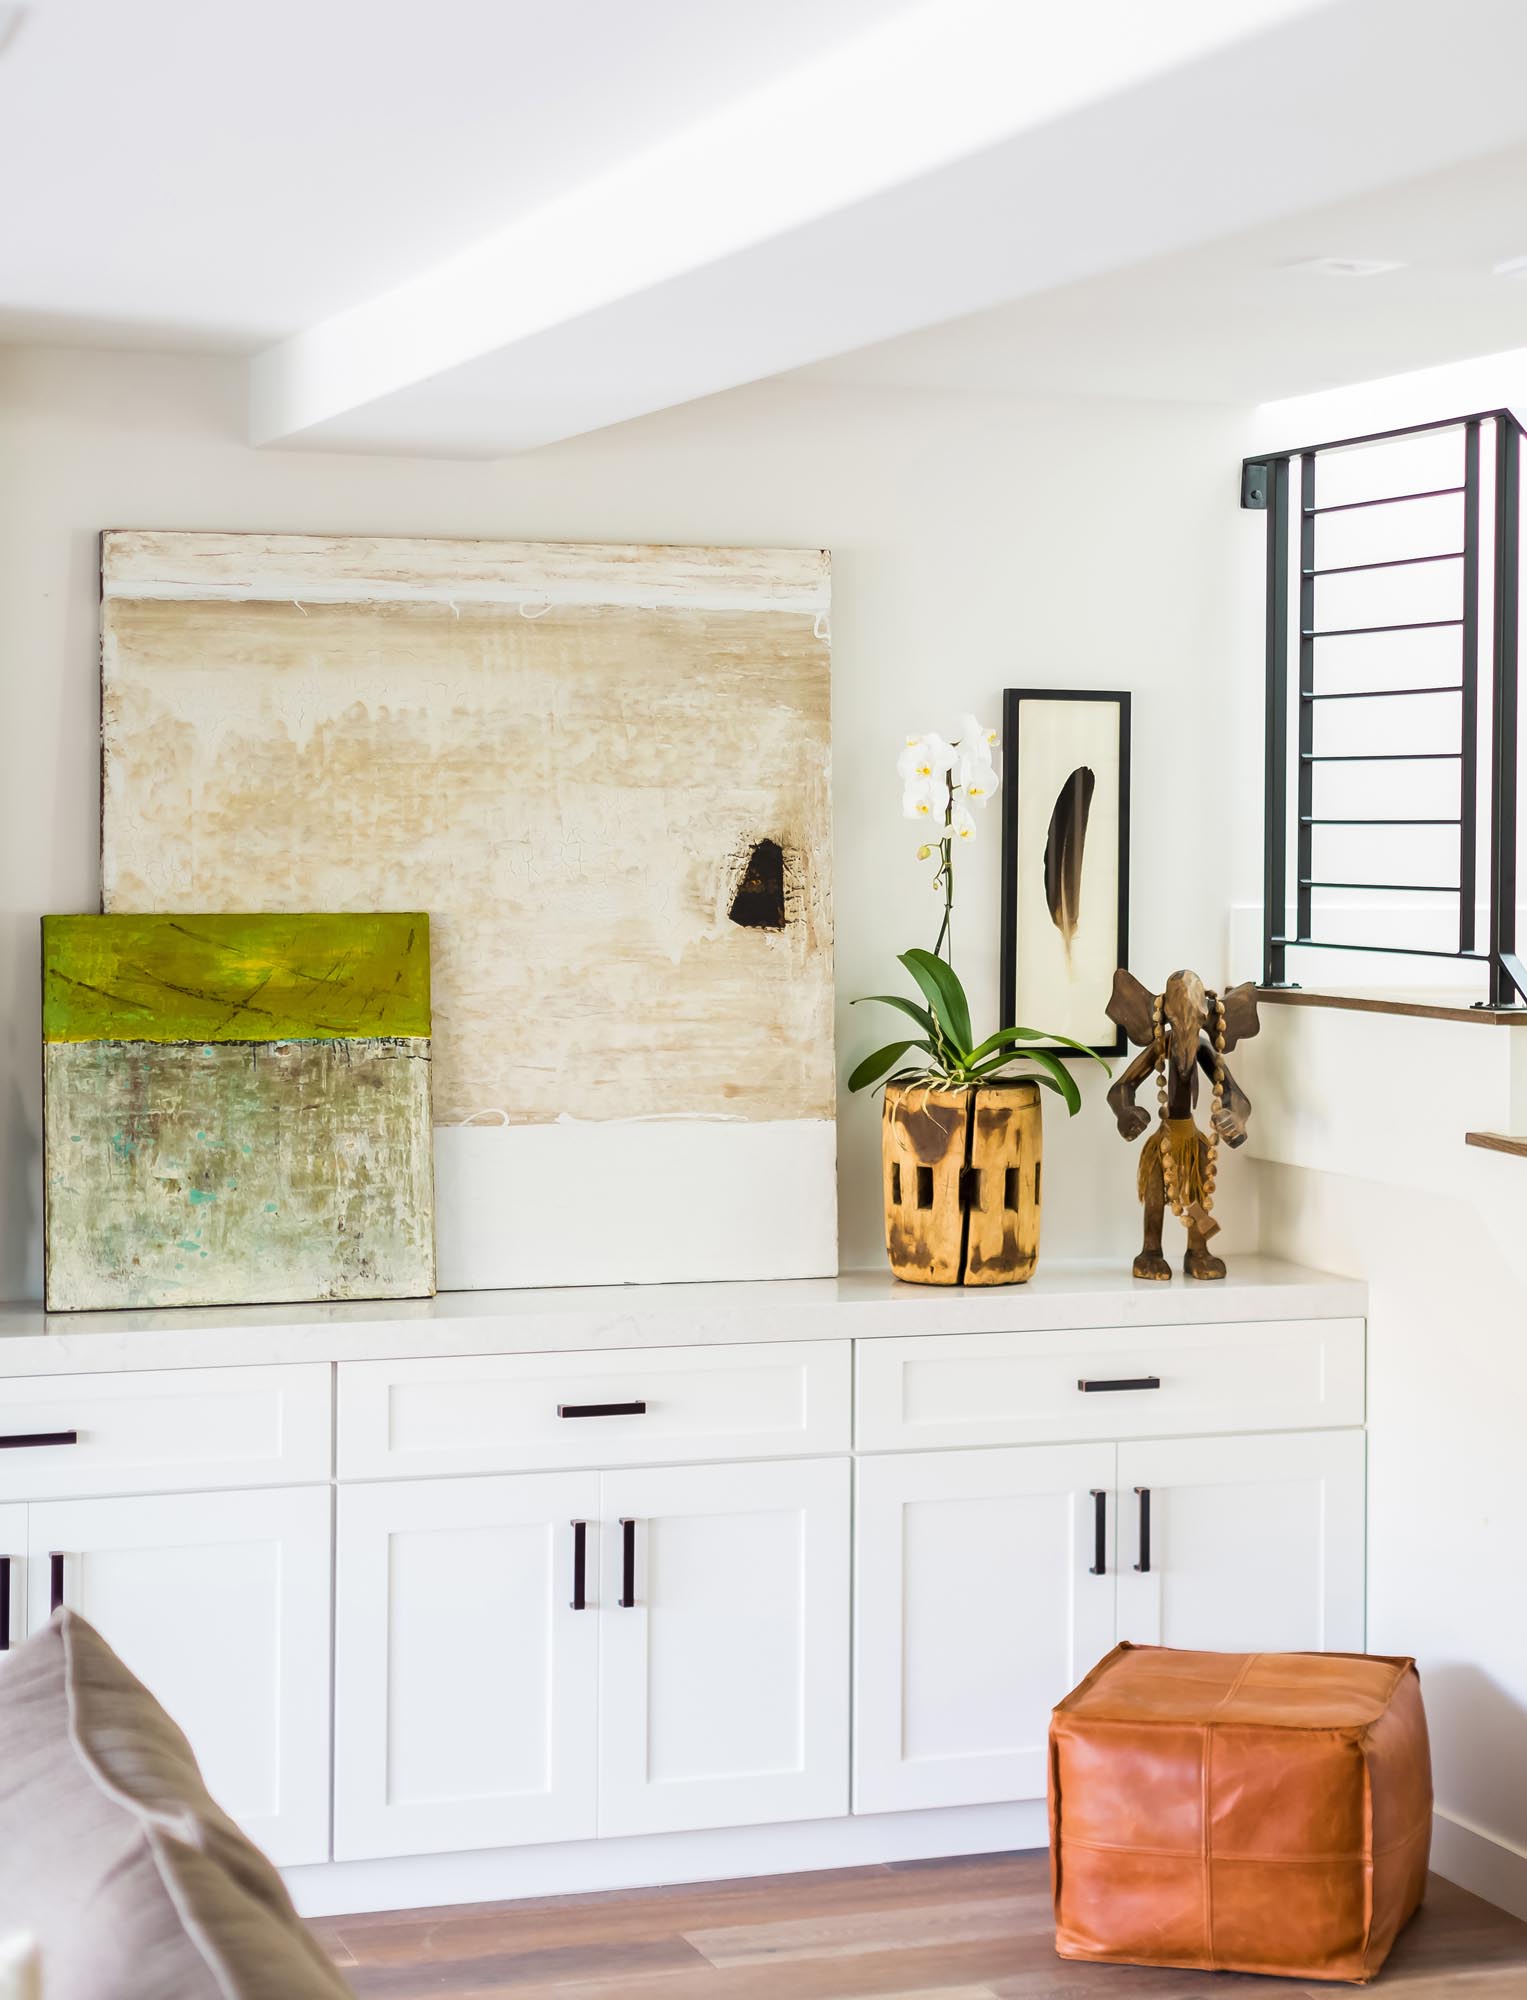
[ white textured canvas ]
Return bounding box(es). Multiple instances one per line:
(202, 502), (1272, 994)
(100, 533), (836, 1289)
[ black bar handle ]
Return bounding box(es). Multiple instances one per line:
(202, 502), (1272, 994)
(0, 1430), (78, 1450)
(1134, 1487), (1152, 1574)
(619, 1517), (636, 1609)
(0, 1556), (10, 1652)
(570, 1521), (588, 1611)
(49, 1551), (65, 1615)
(1089, 1490), (1107, 1576)
(1077, 1376), (1161, 1394)
(557, 1401), (647, 1420)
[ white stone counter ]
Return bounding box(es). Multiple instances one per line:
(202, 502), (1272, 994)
(0, 1257), (1365, 1378)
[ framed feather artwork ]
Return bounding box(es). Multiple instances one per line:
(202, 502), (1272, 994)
(999, 688), (1131, 1058)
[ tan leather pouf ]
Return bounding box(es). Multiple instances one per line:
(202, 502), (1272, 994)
(1049, 1643), (1432, 1984)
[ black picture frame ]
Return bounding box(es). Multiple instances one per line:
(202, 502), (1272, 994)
(999, 687), (1131, 1059)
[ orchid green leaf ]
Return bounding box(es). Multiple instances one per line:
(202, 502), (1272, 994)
(898, 948), (973, 1057)
(848, 1040), (923, 1092)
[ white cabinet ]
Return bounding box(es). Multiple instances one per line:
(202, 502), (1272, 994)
(333, 1472), (601, 1862)
(333, 1456), (851, 1859)
(853, 1430), (1367, 1817)
(0, 1364), (331, 1501)
(0, 1287), (1369, 1896)
(1115, 1430), (1366, 1654)
(599, 1457), (850, 1838)
(29, 1486), (332, 1866)
(338, 1342), (850, 1480)
(0, 1503), (24, 1654)
(853, 1443), (1116, 1814)
(855, 1319), (1365, 1452)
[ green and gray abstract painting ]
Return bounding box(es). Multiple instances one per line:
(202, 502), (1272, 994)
(43, 912), (434, 1311)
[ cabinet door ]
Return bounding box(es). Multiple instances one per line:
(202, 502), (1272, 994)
(1116, 1430), (1365, 1654)
(598, 1457), (850, 1838)
(0, 1504), (24, 1655)
(854, 1443), (1116, 1814)
(29, 1486), (331, 1866)
(334, 1471), (599, 1861)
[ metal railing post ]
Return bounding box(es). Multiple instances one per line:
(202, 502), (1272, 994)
(1263, 456), (1290, 987)
(1489, 416), (1524, 1004)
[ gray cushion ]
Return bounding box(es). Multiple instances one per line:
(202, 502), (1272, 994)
(0, 1610), (352, 2000)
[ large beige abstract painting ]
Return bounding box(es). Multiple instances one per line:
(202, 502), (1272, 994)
(101, 532), (834, 1289)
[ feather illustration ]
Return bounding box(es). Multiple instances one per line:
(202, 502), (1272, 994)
(1043, 765), (1096, 965)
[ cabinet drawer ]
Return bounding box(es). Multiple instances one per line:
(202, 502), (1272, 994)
(0, 1365), (332, 1499)
(338, 1341), (851, 1479)
(855, 1318), (1364, 1451)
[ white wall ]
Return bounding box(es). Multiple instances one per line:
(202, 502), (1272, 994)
(1232, 353), (1527, 1918)
(0, 345), (1253, 1300)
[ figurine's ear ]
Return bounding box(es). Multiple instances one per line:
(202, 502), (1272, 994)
(1217, 980), (1261, 1051)
(1106, 967), (1157, 1047)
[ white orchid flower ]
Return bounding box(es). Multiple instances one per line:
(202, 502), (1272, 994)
(948, 800), (978, 843)
(897, 733), (955, 784)
(958, 749), (1000, 801)
(953, 713), (999, 753)
(902, 780), (940, 822)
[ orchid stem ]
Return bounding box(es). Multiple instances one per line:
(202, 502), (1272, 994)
(933, 774), (955, 963)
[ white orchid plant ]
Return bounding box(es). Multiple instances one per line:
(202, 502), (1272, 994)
(898, 710), (1001, 959)
(849, 712), (1110, 1112)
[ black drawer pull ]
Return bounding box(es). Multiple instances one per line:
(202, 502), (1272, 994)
(1089, 1489), (1107, 1576)
(570, 1521), (588, 1611)
(49, 1551), (65, 1615)
(619, 1517), (636, 1608)
(0, 1430), (78, 1450)
(0, 1556), (10, 1651)
(557, 1401), (647, 1420)
(1134, 1487), (1152, 1574)
(1077, 1376), (1161, 1394)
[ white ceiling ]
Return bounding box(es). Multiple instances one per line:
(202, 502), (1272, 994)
(0, 0), (913, 346)
(798, 145), (1527, 408)
(8, 0), (1527, 452)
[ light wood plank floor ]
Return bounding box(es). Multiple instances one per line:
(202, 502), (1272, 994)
(312, 1850), (1527, 1997)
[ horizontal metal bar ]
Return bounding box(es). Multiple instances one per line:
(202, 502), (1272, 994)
(1301, 751), (1461, 761)
(1301, 816), (1460, 825)
(1299, 880), (1461, 893)
(1249, 406), (1523, 465)
(1301, 684), (1462, 701)
(1304, 550), (1466, 577)
(1305, 485), (1465, 517)
(1302, 618), (1463, 638)
(1271, 936), (1489, 961)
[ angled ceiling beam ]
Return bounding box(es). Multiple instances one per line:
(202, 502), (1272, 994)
(251, 0), (1527, 459)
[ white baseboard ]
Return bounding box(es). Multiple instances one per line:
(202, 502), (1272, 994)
(1431, 1808), (1527, 1923)
(283, 1800), (1049, 1919)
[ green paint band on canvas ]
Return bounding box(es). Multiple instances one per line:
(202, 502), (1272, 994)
(42, 913), (431, 1045)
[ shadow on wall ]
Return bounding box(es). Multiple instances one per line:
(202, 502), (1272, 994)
(1424, 1663), (1527, 1856)
(1, 912), (42, 1296)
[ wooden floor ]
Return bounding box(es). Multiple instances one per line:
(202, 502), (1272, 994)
(312, 1850), (1527, 1998)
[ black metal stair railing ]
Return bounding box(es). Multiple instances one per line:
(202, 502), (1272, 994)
(1244, 408), (1527, 1009)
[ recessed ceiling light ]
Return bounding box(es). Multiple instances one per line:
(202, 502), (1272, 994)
(1492, 254), (1527, 280)
(1285, 255), (1405, 279)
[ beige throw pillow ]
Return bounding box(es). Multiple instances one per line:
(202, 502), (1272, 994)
(0, 1610), (352, 2000)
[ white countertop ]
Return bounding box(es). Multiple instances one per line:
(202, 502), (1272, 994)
(0, 1258), (1365, 1378)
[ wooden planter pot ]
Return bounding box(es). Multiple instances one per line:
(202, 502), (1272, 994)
(881, 1079), (1042, 1286)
